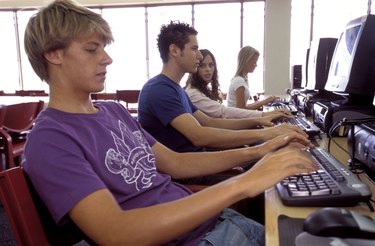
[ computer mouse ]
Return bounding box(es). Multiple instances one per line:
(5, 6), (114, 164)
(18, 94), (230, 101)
(303, 207), (375, 239)
(270, 102), (283, 107)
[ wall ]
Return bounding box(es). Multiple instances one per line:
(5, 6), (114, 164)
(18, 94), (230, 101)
(264, 0), (291, 96)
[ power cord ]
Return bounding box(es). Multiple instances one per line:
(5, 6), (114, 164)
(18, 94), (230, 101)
(327, 117), (375, 212)
(327, 119), (349, 155)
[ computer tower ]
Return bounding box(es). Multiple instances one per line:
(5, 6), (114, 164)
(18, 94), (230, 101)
(347, 123), (375, 179)
(291, 65), (302, 89)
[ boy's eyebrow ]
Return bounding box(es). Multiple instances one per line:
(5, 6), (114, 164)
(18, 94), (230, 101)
(84, 40), (105, 47)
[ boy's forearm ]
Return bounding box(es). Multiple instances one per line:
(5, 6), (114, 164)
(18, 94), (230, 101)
(207, 117), (263, 130)
(170, 146), (262, 179)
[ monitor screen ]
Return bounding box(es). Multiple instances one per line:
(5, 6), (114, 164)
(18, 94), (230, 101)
(306, 38), (337, 91)
(325, 14), (375, 105)
(301, 48), (310, 88)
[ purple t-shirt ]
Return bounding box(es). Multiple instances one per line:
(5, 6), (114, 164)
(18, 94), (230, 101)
(23, 101), (217, 245)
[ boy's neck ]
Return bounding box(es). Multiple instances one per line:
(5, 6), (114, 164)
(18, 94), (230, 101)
(161, 65), (185, 85)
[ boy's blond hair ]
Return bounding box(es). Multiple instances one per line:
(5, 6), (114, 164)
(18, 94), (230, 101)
(24, 0), (114, 83)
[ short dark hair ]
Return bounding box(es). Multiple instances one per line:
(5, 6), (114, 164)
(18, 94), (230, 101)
(157, 21), (198, 63)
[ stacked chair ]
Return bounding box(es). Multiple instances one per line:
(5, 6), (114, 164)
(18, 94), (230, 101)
(0, 101), (44, 171)
(116, 90), (140, 115)
(90, 92), (116, 101)
(15, 90), (48, 96)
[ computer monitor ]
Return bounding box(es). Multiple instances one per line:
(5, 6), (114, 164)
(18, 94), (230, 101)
(301, 48), (310, 89)
(325, 14), (375, 106)
(306, 38), (338, 91)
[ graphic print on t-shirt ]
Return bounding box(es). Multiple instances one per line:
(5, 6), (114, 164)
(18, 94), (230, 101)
(105, 120), (156, 191)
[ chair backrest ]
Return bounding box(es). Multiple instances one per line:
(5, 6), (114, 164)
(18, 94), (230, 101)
(0, 167), (49, 245)
(15, 90), (48, 97)
(116, 90), (140, 103)
(91, 93), (116, 100)
(2, 101), (44, 133)
(116, 90), (140, 113)
(0, 166), (90, 246)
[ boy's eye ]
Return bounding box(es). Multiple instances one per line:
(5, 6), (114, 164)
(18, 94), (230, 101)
(85, 44), (99, 52)
(87, 47), (97, 52)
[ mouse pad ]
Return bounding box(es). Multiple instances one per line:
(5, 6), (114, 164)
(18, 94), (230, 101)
(277, 214), (305, 246)
(277, 215), (375, 246)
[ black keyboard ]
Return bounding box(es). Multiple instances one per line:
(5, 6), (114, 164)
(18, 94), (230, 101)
(274, 97), (290, 104)
(284, 116), (321, 137)
(276, 148), (372, 207)
(266, 103), (298, 115)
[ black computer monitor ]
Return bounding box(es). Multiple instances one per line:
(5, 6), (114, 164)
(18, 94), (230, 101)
(325, 14), (375, 106)
(306, 38), (338, 91)
(301, 48), (310, 89)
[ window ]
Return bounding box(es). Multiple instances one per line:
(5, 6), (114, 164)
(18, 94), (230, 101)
(0, 1), (266, 93)
(17, 10), (49, 92)
(313, 0), (368, 39)
(243, 1), (265, 93)
(102, 7), (147, 91)
(290, 0), (310, 65)
(194, 2), (242, 92)
(1, 12), (20, 93)
(147, 4), (193, 85)
(290, 0), (370, 84)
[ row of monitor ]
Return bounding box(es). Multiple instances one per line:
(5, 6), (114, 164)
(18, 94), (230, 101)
(300, 14), (375, 107)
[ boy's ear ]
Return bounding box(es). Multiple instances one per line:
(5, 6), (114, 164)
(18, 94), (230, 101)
(169, 44), (181, 58)
(44, 50), (62, 65)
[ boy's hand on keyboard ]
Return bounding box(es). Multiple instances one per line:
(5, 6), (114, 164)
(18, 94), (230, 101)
(257, 132), (314, 157)
(262, 110), (293, 122)
(262, 123), (309, 140)
(263, 109), (293, 119)
(254, 115), (277, 127)
(239, 146), (317, 197)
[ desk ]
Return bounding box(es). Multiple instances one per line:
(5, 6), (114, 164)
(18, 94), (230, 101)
(265, 136), (375, 245)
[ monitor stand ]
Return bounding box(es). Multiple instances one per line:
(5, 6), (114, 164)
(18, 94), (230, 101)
(296, 90), (344, 116)
(309, 90), (344, 101)
(331, 93), (374, 108)
(300, 89), (318, 94)
(331, 96), (375, 132)
(312, 94), (375, 135)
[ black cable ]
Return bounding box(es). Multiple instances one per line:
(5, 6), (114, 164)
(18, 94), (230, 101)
(327, 119), (365, 174)
(327, 119), (345, 153)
